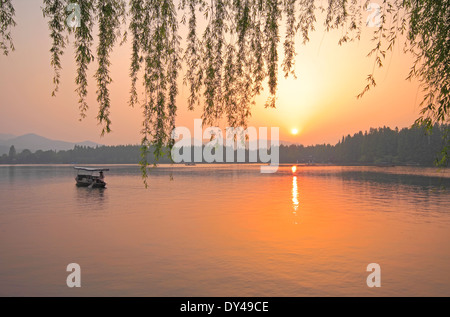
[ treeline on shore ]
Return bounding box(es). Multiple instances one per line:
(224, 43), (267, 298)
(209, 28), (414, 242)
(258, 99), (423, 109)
(1, 124), (448, 166)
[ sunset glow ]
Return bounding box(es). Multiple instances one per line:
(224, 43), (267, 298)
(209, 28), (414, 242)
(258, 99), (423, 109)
(0, 2), (423, 146)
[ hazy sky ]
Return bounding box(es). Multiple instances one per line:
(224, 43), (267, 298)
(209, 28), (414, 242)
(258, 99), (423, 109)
(0, 1), (423, 146)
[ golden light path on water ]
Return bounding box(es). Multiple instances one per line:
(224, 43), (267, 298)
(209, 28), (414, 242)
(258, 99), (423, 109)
(292, 165), (299, 225)
(292, 176), (299, 212)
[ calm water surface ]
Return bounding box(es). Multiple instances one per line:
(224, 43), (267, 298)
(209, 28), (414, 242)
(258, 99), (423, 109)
(0, 164), (449, 296)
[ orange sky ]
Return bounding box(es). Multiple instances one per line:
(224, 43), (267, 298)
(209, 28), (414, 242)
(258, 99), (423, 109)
(0, 1), (423, 146)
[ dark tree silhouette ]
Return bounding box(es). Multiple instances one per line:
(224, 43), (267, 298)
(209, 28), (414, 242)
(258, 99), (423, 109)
(8, 145), (16, 159)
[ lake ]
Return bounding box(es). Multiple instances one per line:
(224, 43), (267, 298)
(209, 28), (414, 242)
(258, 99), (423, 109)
(0, 164), (449, 296)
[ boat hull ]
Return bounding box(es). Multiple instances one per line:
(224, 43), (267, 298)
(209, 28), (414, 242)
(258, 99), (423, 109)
(76, 181), (106, 188)
(75, 176), (106, 188)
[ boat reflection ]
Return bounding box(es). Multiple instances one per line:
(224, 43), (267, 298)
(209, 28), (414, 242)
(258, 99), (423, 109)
(75, 186), (108, 213)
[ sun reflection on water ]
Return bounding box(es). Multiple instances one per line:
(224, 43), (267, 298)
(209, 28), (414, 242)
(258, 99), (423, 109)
(292, 175), (299, 224)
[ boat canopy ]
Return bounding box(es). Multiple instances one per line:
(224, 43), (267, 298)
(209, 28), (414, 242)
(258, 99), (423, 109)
(74, 167), (110, 172)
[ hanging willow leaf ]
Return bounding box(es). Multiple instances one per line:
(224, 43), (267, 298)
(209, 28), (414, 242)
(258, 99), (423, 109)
(95, 0), (126, 135)
(42, 0), (68, 96)
(129, 0), (144, 108)
(0, 0), (16, 56)
(249, 0), (265, 97)
(73, 0), (95, 119)
(181, 0), (204, 111)
(407, 0), (450, 129)
(282, 0), (297, 78)
(231, 0), (253, 127)
(297, 0), (316, 44)
(264, 0), (281, 108)
(137, 0), (181, 186)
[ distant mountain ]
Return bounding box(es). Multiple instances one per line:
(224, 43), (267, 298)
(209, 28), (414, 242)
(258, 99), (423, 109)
(0, 133), (102, 155)
(0, 133), (16, 140)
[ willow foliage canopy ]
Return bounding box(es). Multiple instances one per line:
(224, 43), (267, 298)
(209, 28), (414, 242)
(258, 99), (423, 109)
(1, 0), (449, 171)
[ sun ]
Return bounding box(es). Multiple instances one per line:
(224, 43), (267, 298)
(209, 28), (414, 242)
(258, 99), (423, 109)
(291, 128), (299, 135)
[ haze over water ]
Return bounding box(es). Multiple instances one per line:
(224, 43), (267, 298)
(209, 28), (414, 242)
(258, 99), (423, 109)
(1, 165), (449, 296)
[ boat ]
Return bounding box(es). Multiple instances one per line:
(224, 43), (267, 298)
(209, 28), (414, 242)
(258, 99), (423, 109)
(74, 167), (109, 188)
